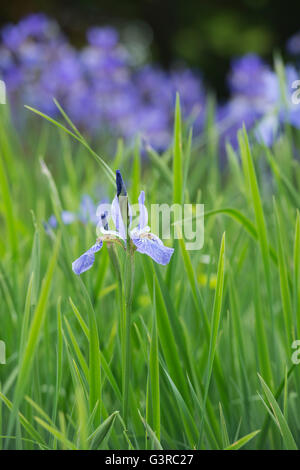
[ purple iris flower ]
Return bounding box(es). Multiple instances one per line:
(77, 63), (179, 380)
(87, 27), (119, 49)
(0, 14), (209, 149)
(170, 69), (206, 131)
(287, 32), (300, 56)
(79, 195), (100, 225)
(283, 65), (300, 128)
(45, 194), (101, 233)
(130, 65), (206, 150)
(130, 191), (174, 265)
(228, 54), (275, 98)
(45, 210), (77, 231)
(255, 65), (300, 146)
(18, 13), (56, 39)
(72, 171), (174, 275)
(218, 54), (279, 148)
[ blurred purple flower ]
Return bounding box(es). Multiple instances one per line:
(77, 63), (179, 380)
(218, 54), (280, 148)
(287, 32), (300, 56)
(44, 194), (101, 236)
(0, 14), (206, 150)
(87, 26), (119, 49)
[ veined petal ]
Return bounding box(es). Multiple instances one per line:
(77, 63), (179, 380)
(132, 234), (174, 265)
(72, 241), (103, 275)
(138, 191), (148, 230)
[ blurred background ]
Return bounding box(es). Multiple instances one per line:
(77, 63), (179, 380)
(1, 0), (300, 99)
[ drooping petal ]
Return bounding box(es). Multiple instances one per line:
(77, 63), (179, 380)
(138, 191), (148, 230)
(132, 234), (174, 265)
(72, 241), (103, 275)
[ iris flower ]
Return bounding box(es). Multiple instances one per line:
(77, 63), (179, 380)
(44, 194), (102, 233)
(72, 170), (174, 275)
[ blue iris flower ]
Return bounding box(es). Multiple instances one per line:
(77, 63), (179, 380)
(44, 194), (102, 233)
(287, 31), (300, 56)
(255, 65), (300, 146)
(72, 171), (174, 275)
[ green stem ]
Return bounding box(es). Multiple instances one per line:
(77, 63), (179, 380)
(122, 246), (135, 424)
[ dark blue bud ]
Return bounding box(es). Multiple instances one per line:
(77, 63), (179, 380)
(116, 170), (127, 197)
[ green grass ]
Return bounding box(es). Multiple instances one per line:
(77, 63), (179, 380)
(0, 99), (300, 450)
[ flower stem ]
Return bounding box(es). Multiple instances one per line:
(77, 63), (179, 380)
(122, 245), (135, 424)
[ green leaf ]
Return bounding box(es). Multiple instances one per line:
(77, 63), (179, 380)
(199, 233), (226, 445)
(34, 417), (76, 450)
(273, 198), (293, 347)
(88, 411), (119, 449)
(238, 127), (272, 311)
(8, 234), (60, 433)
(258, 374), (297, 450)
(219, 403), (230, 448)
(149, 281), (160, 440)
(173, 93), (183, 204)
(225, 430), (260, 450)
(138, 410), (163, 450)
(25, 104), (115, 184)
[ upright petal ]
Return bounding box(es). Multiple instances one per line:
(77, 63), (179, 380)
(72, 241), (103, 275)
(111, 195), (126, 240)
(138, 191), (148, 230)
(132, 234), (174, 265)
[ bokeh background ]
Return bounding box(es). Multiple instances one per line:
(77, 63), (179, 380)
(1, 0), (300, 99)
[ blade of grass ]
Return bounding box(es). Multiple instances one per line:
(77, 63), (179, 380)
(7, 234), (60, 436)
(149, 281), (160, 441)
(173, 93), (183, 204)
(258, 373), (297, 450)
(88, 411), (119, 450)
(199, 233), (225, 446)
(25, 104), (115, 184)
(238, 127), (273, 317)
(273, 198), (293, 348)
(224, 430), (260, 450)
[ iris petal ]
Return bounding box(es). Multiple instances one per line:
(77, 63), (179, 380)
(132, 234), (174, 265)
(138, 191), (148, 230)
(72, 241), (103, 275)
(111, 195), (127, 240)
